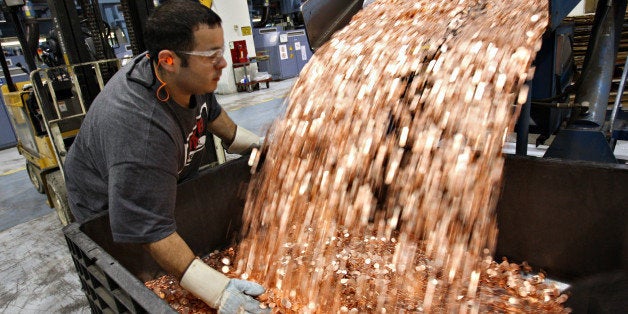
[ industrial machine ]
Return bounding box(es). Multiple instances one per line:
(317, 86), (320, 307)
(249, 0), (305, 29)
(288, 28), (312, 72)
(249, 0), (313, 81)
(539, 0), (628, 163)
(253, 26), (298, 80)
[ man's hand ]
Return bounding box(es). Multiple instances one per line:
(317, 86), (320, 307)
(180, 258), (269, 313)
(219, 279), (268, 314)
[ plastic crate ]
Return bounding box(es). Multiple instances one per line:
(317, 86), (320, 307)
(63, 157), (252, 313)
(62, 155), (628, 312)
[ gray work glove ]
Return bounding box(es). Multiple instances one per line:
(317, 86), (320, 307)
(180, 258), (269, 313)
(219, 279), (269, 314)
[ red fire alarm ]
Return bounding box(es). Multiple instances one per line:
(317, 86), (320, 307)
(230, 40), (249, 64)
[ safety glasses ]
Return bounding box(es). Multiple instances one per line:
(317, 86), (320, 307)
(176, 47), (225, 65)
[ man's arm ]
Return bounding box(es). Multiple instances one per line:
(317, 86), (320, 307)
(207, 109), (238, 146)
(208, 109), (261, 154)
(142, 231), (195, 279)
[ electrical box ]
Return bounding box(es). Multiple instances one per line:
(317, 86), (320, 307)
(286, 29), (312, 73)
(229, 40), (248, 64)
(253, 26), (299, 80)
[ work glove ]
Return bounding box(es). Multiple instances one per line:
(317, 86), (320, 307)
(225, 126), (262, 155)
(219, 279), (269, 314)
(180, 258), (269, 313)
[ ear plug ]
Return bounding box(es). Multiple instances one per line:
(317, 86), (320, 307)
(162, 57), (173, 65)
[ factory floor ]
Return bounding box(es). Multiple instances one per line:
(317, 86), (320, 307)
(1, 75), (627, 313)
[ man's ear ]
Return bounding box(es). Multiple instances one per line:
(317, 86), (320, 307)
(157, 50), (176, 69)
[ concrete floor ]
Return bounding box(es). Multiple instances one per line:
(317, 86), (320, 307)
(0, 77), (295, 313)
(1, 74), (627, 313)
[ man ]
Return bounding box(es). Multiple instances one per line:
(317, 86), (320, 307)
(64, 1), (269, 313)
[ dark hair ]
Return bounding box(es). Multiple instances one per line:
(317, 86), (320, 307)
(144, 0), (222, 66)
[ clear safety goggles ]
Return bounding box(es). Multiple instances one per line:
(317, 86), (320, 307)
(176, 47), (225, 65)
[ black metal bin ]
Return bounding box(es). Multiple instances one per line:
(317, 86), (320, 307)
(63, 157), (252, 313)
(63, 155), (628, 313)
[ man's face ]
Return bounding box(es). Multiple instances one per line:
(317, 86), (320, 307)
(176, 25), (227, 94)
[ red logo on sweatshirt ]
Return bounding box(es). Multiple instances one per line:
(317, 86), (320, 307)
(182, 102), (208, 171)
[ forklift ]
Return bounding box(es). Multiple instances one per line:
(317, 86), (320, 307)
(0, 0), (133, 225)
